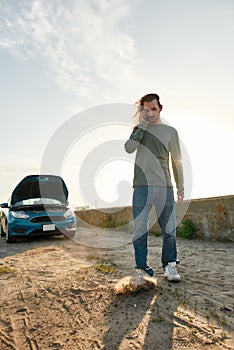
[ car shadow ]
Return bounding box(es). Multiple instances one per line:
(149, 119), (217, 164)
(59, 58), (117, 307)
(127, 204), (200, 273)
(0, 235), (67, 259)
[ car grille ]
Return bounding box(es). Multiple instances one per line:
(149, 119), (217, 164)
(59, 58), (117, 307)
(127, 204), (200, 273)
(13, 228), (27, 233)
(30, 216), (65, 223)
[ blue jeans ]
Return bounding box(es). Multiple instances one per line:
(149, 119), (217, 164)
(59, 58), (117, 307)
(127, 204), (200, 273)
(132, 186), (177, 269)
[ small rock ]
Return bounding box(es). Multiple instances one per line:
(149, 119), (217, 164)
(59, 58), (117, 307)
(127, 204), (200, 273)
(49, 343), (62, 348)
(16, 308), (27, 313)
(221, 305), (233, 312)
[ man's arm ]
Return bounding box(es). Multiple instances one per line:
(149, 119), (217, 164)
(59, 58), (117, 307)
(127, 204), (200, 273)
(124, 121), (147, 153)
(170, 129), (184, 202)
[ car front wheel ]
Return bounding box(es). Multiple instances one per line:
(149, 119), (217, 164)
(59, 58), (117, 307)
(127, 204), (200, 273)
(0, 224), (6, 237)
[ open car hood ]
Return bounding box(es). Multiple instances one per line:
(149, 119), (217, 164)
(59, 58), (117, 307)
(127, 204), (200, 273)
(11, 175), (69, 206)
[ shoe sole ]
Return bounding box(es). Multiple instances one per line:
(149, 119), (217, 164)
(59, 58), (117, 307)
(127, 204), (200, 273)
(164, 273), (181, 282)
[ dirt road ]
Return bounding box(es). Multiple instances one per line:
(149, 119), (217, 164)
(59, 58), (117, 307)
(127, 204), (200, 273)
(0, 230), (233, 349)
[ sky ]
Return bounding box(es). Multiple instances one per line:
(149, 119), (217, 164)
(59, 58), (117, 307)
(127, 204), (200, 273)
(0, 0), (233, 209)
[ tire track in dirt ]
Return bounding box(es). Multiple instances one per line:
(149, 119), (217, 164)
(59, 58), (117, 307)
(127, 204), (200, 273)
(0, 319), (16, 350)
(9, 311), (39, 350)
(173, 307), (228, 349)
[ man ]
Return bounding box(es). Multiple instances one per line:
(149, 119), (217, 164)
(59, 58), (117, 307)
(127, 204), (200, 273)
(125, 93), (184, 282)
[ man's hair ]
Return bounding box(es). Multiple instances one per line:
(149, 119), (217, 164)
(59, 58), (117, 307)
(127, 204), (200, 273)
(138, 93), (162, 108)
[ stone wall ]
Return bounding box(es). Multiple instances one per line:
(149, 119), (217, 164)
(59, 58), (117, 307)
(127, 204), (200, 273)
(175, 195), (234, 241)
(75, 195), (234, 241)
(76, 206), (132, 228)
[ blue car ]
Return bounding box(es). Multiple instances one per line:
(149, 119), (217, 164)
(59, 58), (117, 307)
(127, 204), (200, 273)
(1, 175), (76, 243)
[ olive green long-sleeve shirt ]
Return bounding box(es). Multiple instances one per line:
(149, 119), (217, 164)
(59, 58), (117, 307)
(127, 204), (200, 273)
(125, 122), (184, 196)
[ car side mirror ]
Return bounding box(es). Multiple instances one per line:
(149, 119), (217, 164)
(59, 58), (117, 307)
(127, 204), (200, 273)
(0, 203), (9, 208)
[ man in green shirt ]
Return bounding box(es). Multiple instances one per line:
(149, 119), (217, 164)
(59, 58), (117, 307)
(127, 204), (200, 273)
(125, 93), (184, 282)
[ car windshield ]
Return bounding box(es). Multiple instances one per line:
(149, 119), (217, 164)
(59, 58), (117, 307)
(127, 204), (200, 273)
(14, 198), (64, 206)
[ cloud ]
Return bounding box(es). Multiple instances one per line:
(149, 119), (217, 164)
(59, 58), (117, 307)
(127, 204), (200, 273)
(0, 0), (139, 99)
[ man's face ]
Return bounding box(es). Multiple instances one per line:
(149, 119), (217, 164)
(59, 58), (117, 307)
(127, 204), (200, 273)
(142, 99), (162, 124)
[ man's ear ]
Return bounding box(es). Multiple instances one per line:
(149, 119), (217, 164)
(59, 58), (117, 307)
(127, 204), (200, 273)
(160, 105), (163, 112)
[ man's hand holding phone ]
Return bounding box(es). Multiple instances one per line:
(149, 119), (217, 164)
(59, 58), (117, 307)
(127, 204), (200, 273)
(138, 110), (149, 130)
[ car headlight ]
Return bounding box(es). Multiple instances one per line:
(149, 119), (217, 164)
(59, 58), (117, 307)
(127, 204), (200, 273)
(64, 209), (74, 219)
(12, 211), (30, 219)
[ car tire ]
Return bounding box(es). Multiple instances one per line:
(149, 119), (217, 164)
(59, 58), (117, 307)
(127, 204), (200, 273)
(0, 224), (6, 237)
(6, 230), (15, 243)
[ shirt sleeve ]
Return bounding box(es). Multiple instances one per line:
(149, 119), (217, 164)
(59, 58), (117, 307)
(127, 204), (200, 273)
(124, 122), (147, 153)
(169, 129), (184, 196)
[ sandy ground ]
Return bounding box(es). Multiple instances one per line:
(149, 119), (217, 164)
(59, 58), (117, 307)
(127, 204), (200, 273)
(0, 229), (233, 350)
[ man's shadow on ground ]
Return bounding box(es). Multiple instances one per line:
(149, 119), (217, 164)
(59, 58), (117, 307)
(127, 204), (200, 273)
(103, 277), (178, 350)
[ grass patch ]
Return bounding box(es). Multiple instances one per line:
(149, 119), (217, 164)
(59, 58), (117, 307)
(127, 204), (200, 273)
(0, 266), (17, 274)
(99, 215), (128, 228)
(94, 263), (118, 274)
(87, 255), (119, 274)
(177, 218), (199, 239)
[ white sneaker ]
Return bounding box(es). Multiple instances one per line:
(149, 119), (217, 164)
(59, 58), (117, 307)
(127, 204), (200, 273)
(164, 262), (181, 282)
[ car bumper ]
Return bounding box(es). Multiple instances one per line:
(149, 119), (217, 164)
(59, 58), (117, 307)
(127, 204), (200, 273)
(8, 218), (76, 238)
